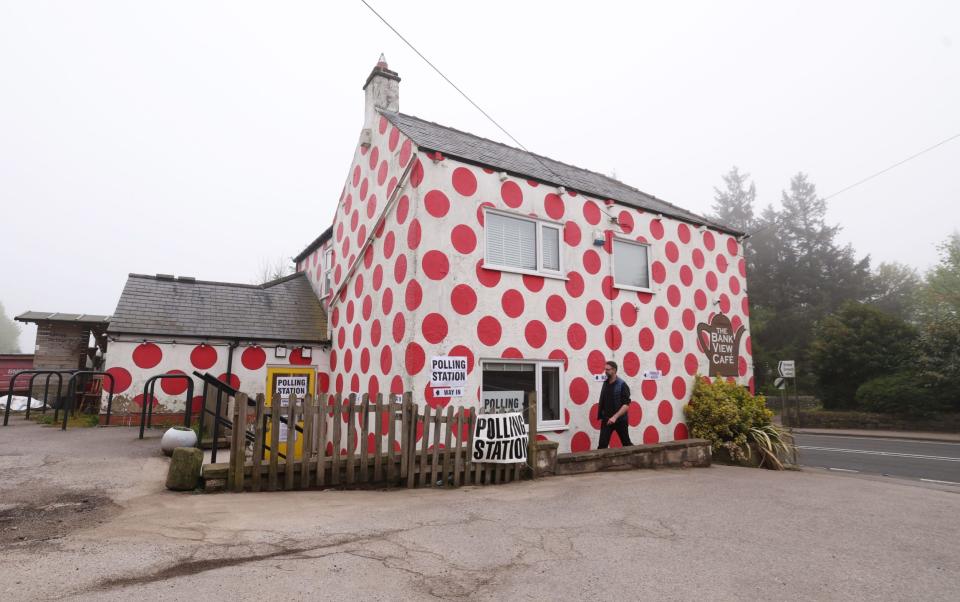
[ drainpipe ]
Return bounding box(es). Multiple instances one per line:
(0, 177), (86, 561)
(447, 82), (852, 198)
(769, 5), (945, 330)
(211, 340), (240, 464)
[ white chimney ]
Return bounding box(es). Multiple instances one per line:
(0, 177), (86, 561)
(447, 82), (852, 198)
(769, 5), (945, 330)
(363, 54), (400, 128)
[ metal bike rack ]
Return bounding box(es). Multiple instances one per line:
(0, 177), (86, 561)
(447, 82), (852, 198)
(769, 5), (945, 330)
(62, 371), (116, 431)
(3, 370), (73, 426)
(138, 373), (195, 440)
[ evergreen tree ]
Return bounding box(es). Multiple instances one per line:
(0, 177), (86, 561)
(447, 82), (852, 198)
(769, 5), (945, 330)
(711, 166), (756, 233)
(869, 262), (921, 321)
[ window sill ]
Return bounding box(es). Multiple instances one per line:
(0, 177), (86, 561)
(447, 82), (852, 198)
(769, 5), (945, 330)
(538, 423), (568, 433)
(482, 263), (568, 281)
(613, 283), (654, 294)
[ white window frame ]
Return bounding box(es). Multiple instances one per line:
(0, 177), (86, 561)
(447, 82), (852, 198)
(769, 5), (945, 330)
(321, 246), (334, 295)
(480, 359), (567, 431)
(482, 208), (565, 279)
(611, 236), (653, 293)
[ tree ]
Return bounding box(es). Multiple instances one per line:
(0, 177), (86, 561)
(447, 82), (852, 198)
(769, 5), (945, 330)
(868, 262), (921, 321)
(914, 232), (960, 408)
(711, 166), (756, 233)
(0, 302), (21, 353)
(252, 256), (293, 285)
(810, 302), (916, 409)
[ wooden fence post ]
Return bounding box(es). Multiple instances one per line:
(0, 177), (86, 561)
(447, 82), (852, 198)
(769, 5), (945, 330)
(300, 394), (314, 489)
(284, 393), (296, 490)
(331, 394), (342, 486)
(527, 391), (537, 480)
(346, 394), (357, 485)
(316, 396), (328, 487)
(359, 394), (370, 483)
(229, 393), (247, 492)
(268, 394), (280, 491)
(251, 394), (265, 492)
(374, 394), (384, 483)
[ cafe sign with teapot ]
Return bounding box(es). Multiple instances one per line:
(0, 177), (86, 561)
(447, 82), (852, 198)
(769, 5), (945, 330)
(696, 314), (746, 377)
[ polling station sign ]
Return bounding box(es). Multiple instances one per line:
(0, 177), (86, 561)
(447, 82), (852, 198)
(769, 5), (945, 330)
(275, 376), (308, 397)
(430, 356), (467, 386)
(472, 412), (528, 464)
(481, 390), (523, 414)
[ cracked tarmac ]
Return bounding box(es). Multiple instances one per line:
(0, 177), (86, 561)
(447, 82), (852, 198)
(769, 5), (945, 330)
(1, 418), (959, 601)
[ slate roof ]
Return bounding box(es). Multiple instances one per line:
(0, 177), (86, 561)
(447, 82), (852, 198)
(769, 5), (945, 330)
(293, 225), (333, 264)
(107, 272), (328, 342)
(381, 110), (742, 236)
(15, 312), (110, 325)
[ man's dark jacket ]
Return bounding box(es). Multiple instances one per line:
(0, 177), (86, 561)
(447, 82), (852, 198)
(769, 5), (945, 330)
(599, 377), (631, 423)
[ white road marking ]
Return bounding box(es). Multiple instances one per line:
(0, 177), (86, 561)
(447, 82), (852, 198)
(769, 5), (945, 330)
(796, 445), (960, 462)
(920, 478), (960, 486)
(797, 435), (960, 446)
(828, 467), (859, 473)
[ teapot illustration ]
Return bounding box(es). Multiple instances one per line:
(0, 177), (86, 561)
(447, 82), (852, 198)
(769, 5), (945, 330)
(696, 314), (746, 377)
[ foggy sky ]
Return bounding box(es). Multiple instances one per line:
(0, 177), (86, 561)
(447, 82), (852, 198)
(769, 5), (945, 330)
(2, 1), (958, 351)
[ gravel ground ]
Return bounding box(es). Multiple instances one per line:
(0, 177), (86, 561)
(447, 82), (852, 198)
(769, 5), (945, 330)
(1, 418), (958, 601)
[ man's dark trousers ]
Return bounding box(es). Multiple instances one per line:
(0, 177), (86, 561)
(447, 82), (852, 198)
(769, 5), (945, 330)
(598, 418), (633, 448)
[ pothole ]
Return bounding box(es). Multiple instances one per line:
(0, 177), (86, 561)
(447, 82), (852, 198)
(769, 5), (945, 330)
(0, 491), (118, 549)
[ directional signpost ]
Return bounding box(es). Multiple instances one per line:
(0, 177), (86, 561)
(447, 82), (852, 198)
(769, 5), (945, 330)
(778, 360), (797, 426)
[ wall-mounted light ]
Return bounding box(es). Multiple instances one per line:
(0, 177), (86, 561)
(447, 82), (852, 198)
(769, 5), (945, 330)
(274, 345), (287, 358)
(498, 171), (508, 182)
(558, 186), (567, 195)
(300, 346), (312, 360)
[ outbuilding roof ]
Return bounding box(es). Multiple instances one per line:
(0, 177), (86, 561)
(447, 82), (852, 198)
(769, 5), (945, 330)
(381, 110), (742, 236)
(107, 272), (328, 343)
(15, 312), (110, 325)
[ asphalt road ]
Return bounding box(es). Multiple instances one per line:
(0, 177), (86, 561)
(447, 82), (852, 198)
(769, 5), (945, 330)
(794, 433), (960, 485)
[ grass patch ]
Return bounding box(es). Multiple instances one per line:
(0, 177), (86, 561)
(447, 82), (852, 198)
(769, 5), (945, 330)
(31, 413), (100, 428)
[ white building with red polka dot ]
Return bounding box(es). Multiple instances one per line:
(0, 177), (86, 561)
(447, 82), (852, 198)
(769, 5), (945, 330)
(291, 58), (753, 453)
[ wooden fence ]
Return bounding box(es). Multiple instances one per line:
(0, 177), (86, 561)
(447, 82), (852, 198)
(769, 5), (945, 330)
(224, 392), (536, 493)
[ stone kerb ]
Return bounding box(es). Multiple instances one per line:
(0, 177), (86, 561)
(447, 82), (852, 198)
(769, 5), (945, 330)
(553, 438), (711, 476)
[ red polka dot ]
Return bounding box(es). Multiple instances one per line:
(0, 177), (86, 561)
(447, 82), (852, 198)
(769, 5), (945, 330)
(639, 328), (655, 351)
(501, 181), (523, 208)
(703, 230), (716, 250)
(424, 190), (449, 218)
(371, 320), (382, 346)
(656, 353), (671, 375)
(450, 284), (477, 315)
(132, 393), (158, 409)
(621, 352), (640, 378)
(525, 321), (547, 348)
(396, 195), (409, 224)
(476, 260), (501, 287)
(359, 179), (369, 201)
(190, 344), (217, 370)
(605, 325), (622, 350)
(405, 280), (422, 311)
(519, 274), (542, 293)
(719, 293), (731, 314)
(399, 140), (412, 168)
(549, 349), (568, 370)
(692, 248), (705, 269)
(546, 295), (566, 321)
(422, 250), (449, 280)
(588, 404), (602, 430)
(742, 296), (750, 316)
(289, 347), (312, 365)
(241, 346), (266, 370)
(500, 347), (523, 360)
(352, 164), (361, 187)
(393, 254), (407, 283)
(642, 380), (658, 400)
(672, 376), (687, 400)
(739, 356), (749, 377)
(651, 261), (666, 284)
(569, 377), (589, 405)
(669, 330), (684, 353)
(583, 201), (601, 225)
(694, 289), (708, 310)
(654, 306), (670, 329)
(382, 288), (394, 314)
(620, 302), (637, 326)
(587, 350), (607, 374)
(657, 400), (673, 424)
(564, 220), (581, 246)
(586, 300), (605, 325)
(565, 271), (584, 297)
(452, 167), (477, 196)
(571, 432), (591, 453)
(378, 116), (388, 134)
(424, 383), (451, 410)
(583, 250), (601, 274)
(405, 343), (425, 375)
(706, 271), (718, 291)
(677, 223), (691, 243)
(217, 373), (241, 391)
(133, 343), (162, 369)
(362, 295), (373, 320)
(729, 276), (741, 295)
(451, 225), (477, 254)
(716, 254), (729, 274)
(501, 289), (525, 318)
(665, 242), (680, 263)
(544, 193), (565, 219)
(477, 316), (502, 346)
(650, 219), (665, 240)
(643, 426), (660, 444)
(409, 158), (424, 187)
(738, 258), (747, 278)
(407, 219), (421, 250)
(360, 348), (370, 373)
(388, 126), (400, 151)
(567, 324), (587, 349)
(667, 285), (682, 307)
(421, 313), (448, 344)
(392, 313), (405, 343)
(448, 345), (475, 373)
(680, 265), (693, 286)
(674, 423), (689, 440)
(104, 367), (131, 394)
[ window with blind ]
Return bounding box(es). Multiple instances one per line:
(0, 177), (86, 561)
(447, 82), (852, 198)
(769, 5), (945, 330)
(484, 210), (562, 276)
(613, 239), (651, 290)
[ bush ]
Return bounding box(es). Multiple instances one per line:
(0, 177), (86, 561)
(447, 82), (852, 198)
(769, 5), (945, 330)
(855, 372), (947, 417)
(684, 376), (784, 464)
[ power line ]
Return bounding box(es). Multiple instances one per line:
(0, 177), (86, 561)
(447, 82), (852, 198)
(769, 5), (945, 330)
(747, 131), (960, 238)
(823, 131), (960, 200)
(358, 0), (577, 193)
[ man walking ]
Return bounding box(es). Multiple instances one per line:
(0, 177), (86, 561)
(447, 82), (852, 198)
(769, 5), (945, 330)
(598, 360), (633, 449)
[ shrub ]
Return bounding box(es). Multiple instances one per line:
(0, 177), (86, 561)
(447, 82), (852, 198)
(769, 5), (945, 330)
(855, 372), (947, 417)
(684, 376), (792, 468)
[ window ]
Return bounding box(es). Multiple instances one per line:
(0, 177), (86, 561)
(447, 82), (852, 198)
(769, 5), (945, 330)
(481, 360), (565, 430)
(484, 210), (562, 276)
(613, 239), (651, 290)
